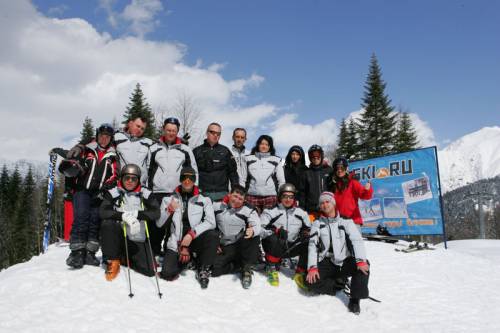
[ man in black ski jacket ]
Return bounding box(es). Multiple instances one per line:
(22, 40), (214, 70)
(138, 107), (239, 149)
(193, 122), (239, 202)
(304, 145), (333, 217)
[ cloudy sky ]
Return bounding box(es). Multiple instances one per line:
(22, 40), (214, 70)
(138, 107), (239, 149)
(1, 0), (498, 161)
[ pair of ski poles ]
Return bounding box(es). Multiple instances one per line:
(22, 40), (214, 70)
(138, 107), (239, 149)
(122, 220), (163, 299)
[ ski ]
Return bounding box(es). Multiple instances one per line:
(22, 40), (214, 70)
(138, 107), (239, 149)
(364, 234), (400, 244)
(42, 150), (59, 253)
(395, 242), (435, 253)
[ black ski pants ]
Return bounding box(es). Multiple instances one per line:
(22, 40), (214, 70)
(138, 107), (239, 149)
(262, 234), (308, 270)
(212, 236), (261, 276)
(305, 257), (369, 299)
(149, 193), (173, 256)
(70, 190), (101, 252)
(160, 229), (219, 279)
(100, 219), (155, 277)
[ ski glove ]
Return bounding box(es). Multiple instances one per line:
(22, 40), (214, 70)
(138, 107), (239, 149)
(274, 227), (288, 241)
(67, 144), (84, 159)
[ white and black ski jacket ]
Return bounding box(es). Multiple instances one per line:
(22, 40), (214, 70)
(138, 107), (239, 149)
(113, 131), (154, 186)
(149, 137), (198, 193)
(308, 216), (366, 269)
(230, 145), (248, 187)
(213, 201), (261, 246)
(245, 153), (286, 196)
(157, 188), (216, 253)
(260, 204), (311, 242)
(100, 185), (160, 242)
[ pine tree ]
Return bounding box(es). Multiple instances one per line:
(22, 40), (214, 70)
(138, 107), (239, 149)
(346, 119), (360, 160)
(123, 83), (156, 139)
(80, 116), (95, 143)
(5, 167), (21, 264)
(336, 118), (349, 159)
(0, 165), (10, 269)
(358, 54), (397, 158)
(12, 167), (37, 263)
(394, 111), (419, 153)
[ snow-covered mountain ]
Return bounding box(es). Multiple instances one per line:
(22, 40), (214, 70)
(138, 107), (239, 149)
(438, 126), (500, 192)
(1, 240), (500, 332)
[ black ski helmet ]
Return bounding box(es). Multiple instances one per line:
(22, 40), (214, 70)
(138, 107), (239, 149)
(59, 159), (84, 178)
(332, 157), (348, 169)
(278, 183), (297, 197)
(308, 144), (324, 156)
(96, 123), (114, 138)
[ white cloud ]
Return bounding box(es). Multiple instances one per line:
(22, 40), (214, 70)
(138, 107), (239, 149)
(0, 0), (273, 161)
(269, 113), (338, 156)
(122, 0), (163, 37)
(47, 4), (68, 16)
(98, 0), (163, 37)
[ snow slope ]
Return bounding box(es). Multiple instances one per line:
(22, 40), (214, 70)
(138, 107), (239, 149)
(1, 240), (500, 333)
(438, 126), (500, 192)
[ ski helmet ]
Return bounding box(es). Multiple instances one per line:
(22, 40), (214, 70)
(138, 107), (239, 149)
(59, 159), (84, 178)
(121, 164), (141, 179)
(278, 183), (297, 197)
(308, 144), (324, 157)
(96, 123), (114, 138)
(179, 166), (197, 182)
(332, 157), (348, 169)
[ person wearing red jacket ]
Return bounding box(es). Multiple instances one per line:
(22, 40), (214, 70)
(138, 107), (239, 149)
(331, 157), (373, 226)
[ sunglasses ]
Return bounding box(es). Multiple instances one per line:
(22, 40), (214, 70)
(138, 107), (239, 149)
(123, 175), (139, 182)
(208, 130), (221, 136)
(281, 194), (295, 200)
(180, 174), (196, 182)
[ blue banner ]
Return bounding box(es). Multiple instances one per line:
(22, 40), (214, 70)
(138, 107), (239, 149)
(349, 147), (444, 235)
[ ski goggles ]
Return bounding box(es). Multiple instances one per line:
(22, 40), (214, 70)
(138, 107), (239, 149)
(122, 175), (139, 182)
(180, 174), (196, 182)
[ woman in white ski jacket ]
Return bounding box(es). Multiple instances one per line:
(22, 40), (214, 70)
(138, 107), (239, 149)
(244, 135), (285, 214)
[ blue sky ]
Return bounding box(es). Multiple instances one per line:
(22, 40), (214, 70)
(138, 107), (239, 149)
(33, 0), (500, 145)
(1, 0), (498, 161)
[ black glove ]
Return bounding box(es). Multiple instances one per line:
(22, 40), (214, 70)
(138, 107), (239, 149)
(67, 144), (84, 159)
(274, 227), (288, 241)
(182, 133), (191, 145)
(300, 227), (310, 240)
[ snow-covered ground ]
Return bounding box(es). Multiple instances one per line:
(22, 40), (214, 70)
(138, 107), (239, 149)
(1, 240), (500, 333)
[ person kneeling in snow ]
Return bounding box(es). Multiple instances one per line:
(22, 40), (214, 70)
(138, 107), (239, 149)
(305, 192), (370, 315)
(260, 183), (312, 288)
(211, 185), (261, 289)
(157, 167), (218, 289)
(99, 164), (160, 281)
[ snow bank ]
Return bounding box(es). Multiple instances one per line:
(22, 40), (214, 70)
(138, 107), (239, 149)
(1, 240), (500, 332)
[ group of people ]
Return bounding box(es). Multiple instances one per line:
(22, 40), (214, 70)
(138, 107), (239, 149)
(61, 115), (373, 314)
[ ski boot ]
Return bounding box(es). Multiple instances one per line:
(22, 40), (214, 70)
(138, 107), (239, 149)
(266, 264), (279, 287)
(293, 272), (308, 291)
(196, 266), (211, 289)
(66, 249), (86, 269)
(348, 298), (360, 315)
(105, 259), (121, 281)
(241, 267), (253, 289)
(85, 251), (100, 266)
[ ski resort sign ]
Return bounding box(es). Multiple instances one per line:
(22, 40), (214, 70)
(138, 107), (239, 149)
(349, 147), (445, 236)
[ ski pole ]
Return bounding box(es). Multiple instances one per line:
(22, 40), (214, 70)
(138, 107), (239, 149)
(122, 223), (134, 298)
(144, 221), (163, 299)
